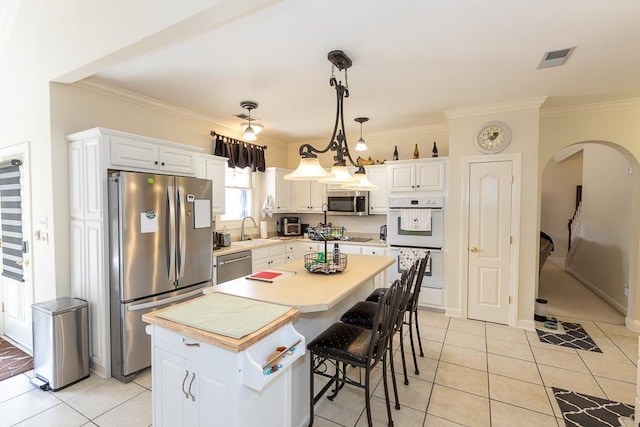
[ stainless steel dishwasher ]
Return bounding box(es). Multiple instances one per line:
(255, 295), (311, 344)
(216, 250), (252, 283)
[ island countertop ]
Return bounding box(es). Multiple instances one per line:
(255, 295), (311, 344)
(212, 254), (395, 313)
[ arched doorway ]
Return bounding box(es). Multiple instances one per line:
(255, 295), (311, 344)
(540, 141), (640, 328)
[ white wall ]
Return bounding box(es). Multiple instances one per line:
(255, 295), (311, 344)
(541, 150), (583, 260)
(446, 99), (544, 327)
(567, 144), (633, 313)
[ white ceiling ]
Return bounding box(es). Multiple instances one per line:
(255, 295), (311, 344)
(89, 0), (640, 143)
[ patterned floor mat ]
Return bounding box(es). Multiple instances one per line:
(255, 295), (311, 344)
(553, 387), (634, 427)
(536, 321), (602, 352)
(0, 337), (33, 381)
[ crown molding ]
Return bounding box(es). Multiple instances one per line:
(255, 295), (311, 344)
(444, 97), (548, 119)
(72, 78), (287, 149)
(540, 97), (640, 118)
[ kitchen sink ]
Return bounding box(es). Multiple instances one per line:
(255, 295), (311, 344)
(233, 239), (274, 247)
(341, 237), (372, 242)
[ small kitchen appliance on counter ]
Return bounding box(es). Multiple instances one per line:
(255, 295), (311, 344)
(278, 217), (302, 236)
(379, 224), (387, 242)
(215, 231), (231, 248)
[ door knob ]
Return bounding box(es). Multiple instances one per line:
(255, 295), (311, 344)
(470, 247), (479, 253)
(16, 260), (30, 267)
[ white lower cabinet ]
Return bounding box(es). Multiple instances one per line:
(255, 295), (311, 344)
(252, 244), (286, 271)
(361, 246), (388, 288)
(284, 242), (300, 263)
(154, 346), (232, 427)
(149, 322), (304, 426)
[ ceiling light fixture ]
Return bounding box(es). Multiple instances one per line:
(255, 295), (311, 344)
(241, 121), (262, 136)
(240, 101), (259, 141)
(354, 117), (369, 152)
(285, 50), (376, 189)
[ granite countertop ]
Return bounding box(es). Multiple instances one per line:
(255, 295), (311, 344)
(211, 254), (395, 313)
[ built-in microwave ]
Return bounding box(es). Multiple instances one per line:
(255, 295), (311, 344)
(326, 191), (369, 216)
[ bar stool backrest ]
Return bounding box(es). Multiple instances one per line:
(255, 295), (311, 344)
(368, 279), (402, 365)
(408, 252), (431, 313)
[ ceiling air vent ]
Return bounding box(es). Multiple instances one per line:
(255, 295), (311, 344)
(538, 46), (576, 69)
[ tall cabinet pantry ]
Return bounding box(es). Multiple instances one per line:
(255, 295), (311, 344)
(68, 127), (225, 378)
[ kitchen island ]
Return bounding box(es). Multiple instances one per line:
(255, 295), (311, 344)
(214, 253), (395, 426)
(145, 254), (394, 427)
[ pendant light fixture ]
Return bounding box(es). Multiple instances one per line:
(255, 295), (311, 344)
(240, 101), (259, 141)
(354, 117), (369, 151)
(285, 50), (376, 189)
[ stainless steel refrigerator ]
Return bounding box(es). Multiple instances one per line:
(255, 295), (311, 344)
(108, 171), (213, 382)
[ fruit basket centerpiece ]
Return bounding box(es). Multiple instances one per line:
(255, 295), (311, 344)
(304, 209), (347, 274)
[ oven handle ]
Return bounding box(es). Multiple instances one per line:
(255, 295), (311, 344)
(388, 207), (443, 211)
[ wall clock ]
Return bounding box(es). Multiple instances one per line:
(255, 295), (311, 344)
(475, 121), (512, 154)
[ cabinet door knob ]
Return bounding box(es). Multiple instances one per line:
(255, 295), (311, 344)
(416, 185), (420, 188)
(411, 185), (415, 188)
(154, 161), (159, 165)
(161, 162), (166, 166)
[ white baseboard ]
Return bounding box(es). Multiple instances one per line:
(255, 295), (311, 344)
(548, 256), (566, 265)
(517, 319), (536, 331)
(565, 266), (627, 314)
(445, 307), (461, 318)
(625, 317), (640, 332)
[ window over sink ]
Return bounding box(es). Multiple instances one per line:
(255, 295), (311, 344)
(221, 167), (253, 221)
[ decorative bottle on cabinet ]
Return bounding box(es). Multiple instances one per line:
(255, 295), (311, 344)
(393, 146), (398, 161)
(432, 141), (438, 157)
(413, 144), (419, 159)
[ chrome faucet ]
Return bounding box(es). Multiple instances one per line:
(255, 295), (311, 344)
(240, 216), (257, 241)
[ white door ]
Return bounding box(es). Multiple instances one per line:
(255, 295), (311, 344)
(0, 143), (33, 350)
(467, 160), (513, 324)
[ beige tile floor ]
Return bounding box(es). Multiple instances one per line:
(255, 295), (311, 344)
(1, 264), (637, 426)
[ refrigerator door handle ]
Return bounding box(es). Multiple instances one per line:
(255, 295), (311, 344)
(167, 186), (176, 283)
(126, 288), (205, 312)
(177, 185), (187, 280)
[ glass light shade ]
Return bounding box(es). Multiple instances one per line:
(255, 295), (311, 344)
(284, 157), (332, 180)
(342, 170), (378, 190)
(354, 138), (368, 151)
(241, 122), (263, 136)
(242, 125), (257, 141)
(318, 165), (357, 184)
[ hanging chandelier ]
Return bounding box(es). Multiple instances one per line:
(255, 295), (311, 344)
(284, 50), (377, 190)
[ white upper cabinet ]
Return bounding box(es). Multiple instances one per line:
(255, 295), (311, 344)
(294, 180), (325, 213)
(109, 133), (199, 175)
(198, 155), (227, 215)
(365, 165), (388, 214)
(263, 167), (291, 213)
(387, 158), (447, 193)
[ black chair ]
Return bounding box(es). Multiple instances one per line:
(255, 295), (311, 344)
(341, 260), (418, 391)
(402, 252), (430, 375)
(307, 280), (403, 427)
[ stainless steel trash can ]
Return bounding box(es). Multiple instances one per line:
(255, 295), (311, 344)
(32, 298), (89, 391)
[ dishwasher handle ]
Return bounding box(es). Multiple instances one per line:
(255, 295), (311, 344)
(219, 255), (252, 266)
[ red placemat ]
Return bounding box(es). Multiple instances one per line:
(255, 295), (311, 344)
(248, 270), (282, 281)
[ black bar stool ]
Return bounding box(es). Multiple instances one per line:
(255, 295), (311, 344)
(307, 280), (403, 427)
(340, 260), (418, 395)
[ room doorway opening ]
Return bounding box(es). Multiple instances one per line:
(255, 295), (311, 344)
(539, 141), (640, 327)
(0, 142), (33, 351)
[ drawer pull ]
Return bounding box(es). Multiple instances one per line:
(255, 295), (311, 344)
(181, 337), (201, 347)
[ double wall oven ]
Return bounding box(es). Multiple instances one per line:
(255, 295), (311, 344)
(387, 197), (444, 306)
